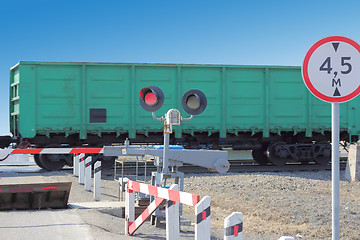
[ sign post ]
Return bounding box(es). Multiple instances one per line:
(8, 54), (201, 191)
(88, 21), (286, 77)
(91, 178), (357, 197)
(302, 36), (360, 240)
(331, 102), (340, 240)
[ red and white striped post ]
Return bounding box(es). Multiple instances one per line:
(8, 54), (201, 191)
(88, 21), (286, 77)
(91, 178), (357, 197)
(125, 180), (135, 235)
(224, 212), (243, 240)
(125, 180), (209, 239)
(195, 196), (211, 240)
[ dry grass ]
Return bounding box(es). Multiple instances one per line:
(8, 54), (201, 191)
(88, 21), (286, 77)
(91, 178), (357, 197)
(182, 171), (360, 239)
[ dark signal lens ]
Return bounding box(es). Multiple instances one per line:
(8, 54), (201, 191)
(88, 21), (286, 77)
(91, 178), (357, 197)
(186, 95), (200, 110)
(181, 89), (207, 115)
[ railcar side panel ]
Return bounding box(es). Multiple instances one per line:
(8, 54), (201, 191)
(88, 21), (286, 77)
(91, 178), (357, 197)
(9, 62), (360, 145)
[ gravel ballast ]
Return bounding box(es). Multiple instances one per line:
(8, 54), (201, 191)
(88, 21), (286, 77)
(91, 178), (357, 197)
(1, 165), (359, 239)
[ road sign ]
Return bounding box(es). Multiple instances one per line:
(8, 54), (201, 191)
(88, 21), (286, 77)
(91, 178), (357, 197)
(303, 36), (360, 240)
(302, 36), (360, 103)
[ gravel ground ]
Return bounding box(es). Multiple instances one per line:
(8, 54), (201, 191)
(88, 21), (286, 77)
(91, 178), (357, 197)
(182, 170), (360, 240)
(1, 164), (359, 240)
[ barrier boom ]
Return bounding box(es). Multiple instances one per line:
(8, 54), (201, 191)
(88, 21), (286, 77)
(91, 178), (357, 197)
(128, 180), (200, 207)
(1, 148), (103, 155)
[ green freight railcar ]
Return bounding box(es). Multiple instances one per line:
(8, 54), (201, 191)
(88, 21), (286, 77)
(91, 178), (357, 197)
(9, 61), (360, 170)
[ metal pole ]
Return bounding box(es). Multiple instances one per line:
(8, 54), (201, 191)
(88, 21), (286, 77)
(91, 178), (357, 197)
(163, 132), (170, 175)
(136, 156), (139, 181)
(144, 157), (147, 183)
(332, 103), (340, 240)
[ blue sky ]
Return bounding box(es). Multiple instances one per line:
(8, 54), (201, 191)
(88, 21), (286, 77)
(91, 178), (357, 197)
(0, 0), (359, 136)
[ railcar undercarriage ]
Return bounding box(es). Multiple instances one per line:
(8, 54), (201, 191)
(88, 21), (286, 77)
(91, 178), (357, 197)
(6, 130), (350, 170)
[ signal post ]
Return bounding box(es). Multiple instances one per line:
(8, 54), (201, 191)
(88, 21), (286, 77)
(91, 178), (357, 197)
(139, 86), (209, 225)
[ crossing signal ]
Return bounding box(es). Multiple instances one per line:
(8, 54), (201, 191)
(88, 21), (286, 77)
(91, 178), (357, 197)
(139, 86), (165, 112)
(181, 89), (207, 115)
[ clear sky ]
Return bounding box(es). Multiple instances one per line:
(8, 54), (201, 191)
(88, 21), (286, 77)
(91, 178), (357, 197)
(0, 0), (359, 136)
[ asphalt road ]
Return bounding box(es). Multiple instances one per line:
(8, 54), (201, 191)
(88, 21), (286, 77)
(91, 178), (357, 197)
(0, 210), (93, 240)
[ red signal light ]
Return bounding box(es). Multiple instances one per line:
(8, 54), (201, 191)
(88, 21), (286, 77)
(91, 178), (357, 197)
(144, 92), (158, 106)
(139, 86), (164, 112)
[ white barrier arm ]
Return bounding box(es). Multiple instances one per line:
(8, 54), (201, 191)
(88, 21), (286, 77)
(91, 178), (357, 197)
(104, 147), (230, 174)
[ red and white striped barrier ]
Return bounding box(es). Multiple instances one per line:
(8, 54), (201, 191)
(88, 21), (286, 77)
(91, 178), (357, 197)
(128, 180), (200, 207)
(129, 196), (166, 235)
(125, 180), (210, 240)
(224, 212), (243, 240)
(5, 148), (103, 155)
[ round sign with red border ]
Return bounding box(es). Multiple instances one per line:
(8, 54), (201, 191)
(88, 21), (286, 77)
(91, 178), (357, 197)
(302, 36), (360, 103)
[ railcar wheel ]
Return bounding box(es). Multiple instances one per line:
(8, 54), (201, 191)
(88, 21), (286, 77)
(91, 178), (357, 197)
(39, 154), (66, 171)
(38, 144), (67, 171)
(33, 154), (45, 169)
(100, 156), (116, 170)
(267, 141), (288, 166)
(251, 148), (269, 166)
(314, 141), (331, 165)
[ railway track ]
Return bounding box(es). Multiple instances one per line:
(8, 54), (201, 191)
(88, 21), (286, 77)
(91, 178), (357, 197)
(106, 160), (347, 177)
